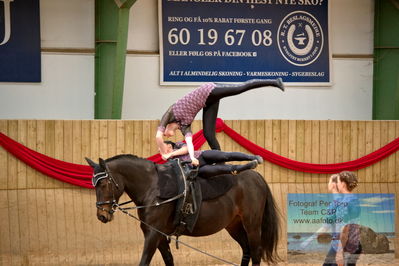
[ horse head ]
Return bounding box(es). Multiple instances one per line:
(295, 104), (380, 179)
(85, 157), (124, 223)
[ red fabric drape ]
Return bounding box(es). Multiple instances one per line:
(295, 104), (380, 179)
(1, 118), (399, 188)
(216, 119), (399, 174)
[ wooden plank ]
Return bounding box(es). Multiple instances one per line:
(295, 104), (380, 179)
(372, 121), (381, 183)
(45, 188), (60, 264)
(26, 189), (39, 258)
(287, 120), (296, 183)
(311, 120), (320, 183)
(150, 120), (159, 156)
(142, 120), (151, 158)
(342, 120), (351, 165)
(36, 120), (48, 189)
(256, 120), (265, 178)
(231, 120), (242, 154)
(54, 120), (66, 189)
(334, 121), (343, 168)
(54, 121), (64, 161)
(53, 187), (66, 264)
(80, 189), (96, 264)
(319, 120), (328, 183)
(82, 120), (91, 163)
(133, 121), (143, 157)
(0, 191), (11, 258)
(272, 120), (281, 183)
(364, 121), (373, 183)
(248, 120), (256, 147)
(379, 121), (389, 183)
(17, 189), (29, 258)
(72, 188), (86, 264)
(73, 120), (83, 164)
(116, 120), (125, 154)
(108, 120), (122, 266)
(387, 121), (396, 183)
(36, 189), (49, 260)
(8, 190), (22, 265)
(303, 120), (312, 182)
(62, 188), (77, 265)
(46, 120), (59, 188)
(99, 120), (109, 158)
(17, 120), (27, 189)
(350, 121), (359, 161)
(124, 120), (134, 155)
(224, 120), (233, 153)
(357, 121), (366, 184)
(296, 120), (305, 183)
(240, 120), (249, 154)
(280, 120), (289, 183)
(7, 120), (18, 190)
(0, 120), (8, 190)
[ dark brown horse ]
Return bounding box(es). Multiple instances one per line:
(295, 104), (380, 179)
(86, 155), (280, 266)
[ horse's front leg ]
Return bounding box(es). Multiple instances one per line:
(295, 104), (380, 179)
(158, 236), (174, 266)
(139, 229), (163, 266)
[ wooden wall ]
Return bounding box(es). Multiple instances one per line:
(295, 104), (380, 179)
(0, 119), (398, 265)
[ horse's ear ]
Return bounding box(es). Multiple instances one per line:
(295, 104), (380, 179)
(99, 158), (106, 169)
(85, 157), (98, 168)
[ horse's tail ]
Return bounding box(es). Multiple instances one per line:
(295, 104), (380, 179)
(260, 180), (281, 264)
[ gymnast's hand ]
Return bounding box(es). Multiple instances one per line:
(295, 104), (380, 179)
(191, 158), (199, 166)
(162, 153), (172, 161)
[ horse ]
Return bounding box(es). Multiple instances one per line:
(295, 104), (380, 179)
(86, 154), (280, 266)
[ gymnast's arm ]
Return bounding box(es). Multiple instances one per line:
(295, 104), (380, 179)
(163, 145), (189, 160)
(156, 106), (175, 155)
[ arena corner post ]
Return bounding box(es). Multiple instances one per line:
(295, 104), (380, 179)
(95, 0), (138, 119)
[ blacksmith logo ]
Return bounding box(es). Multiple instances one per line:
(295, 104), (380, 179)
(277, 11), (323, 66)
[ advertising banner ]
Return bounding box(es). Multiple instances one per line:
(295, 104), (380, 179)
(287, 193), (395, 264)
(0, 0), (41, 82)
(159, 0), (331, 86)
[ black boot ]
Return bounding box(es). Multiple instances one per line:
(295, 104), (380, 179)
(251, 155), (263, 164)
(275, 77), (285, 91)
(231, 161), (258, 175)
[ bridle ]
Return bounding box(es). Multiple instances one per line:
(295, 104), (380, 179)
(92, 161), (186, 215)
(92, 170), (120, 215)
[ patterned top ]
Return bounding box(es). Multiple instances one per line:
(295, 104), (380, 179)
(158, 83), (215, 137)
(171, 141), (203, 162)
(173, 83), (215, 126)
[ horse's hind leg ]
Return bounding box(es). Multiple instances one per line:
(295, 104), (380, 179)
(242, 214), (263, 265)
(226, 220), (251, 266)
(158, 236), (174, 266)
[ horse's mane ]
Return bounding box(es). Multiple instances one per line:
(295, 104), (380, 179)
(105, 154), (152, 164)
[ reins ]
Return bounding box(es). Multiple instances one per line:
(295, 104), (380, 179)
(114, 192), (185, 211)
(114, 202), (239, 266)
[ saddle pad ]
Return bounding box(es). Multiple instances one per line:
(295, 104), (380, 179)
(156, 162), (237, 201)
